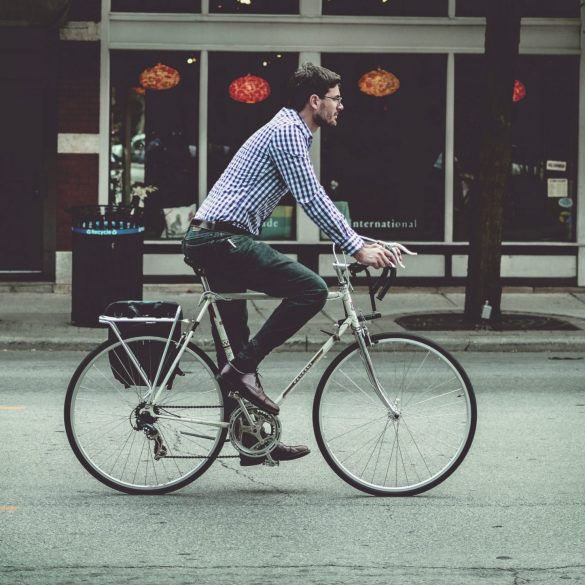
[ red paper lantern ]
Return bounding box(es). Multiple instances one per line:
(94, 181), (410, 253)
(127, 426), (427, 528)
(139, 63), (181, 91)
(358, 68), (400, 97)
(229, 74), (271, 104)
(513, 80), (526, 102)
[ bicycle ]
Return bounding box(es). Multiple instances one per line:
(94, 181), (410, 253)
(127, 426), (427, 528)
(64, 241), (476, 496)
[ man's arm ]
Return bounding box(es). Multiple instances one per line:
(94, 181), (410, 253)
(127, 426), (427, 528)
(269, 126), (403, 268)
(269, 125), (363, 255)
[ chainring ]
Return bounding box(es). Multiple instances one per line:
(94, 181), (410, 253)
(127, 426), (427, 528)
(228, 405), (281, 458)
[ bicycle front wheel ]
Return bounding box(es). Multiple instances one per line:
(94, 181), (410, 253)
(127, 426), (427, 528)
(65, 336), (226, 494)
(314, 333), (476, 496)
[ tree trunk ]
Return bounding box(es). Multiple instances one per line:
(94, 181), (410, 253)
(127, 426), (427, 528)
(463, 0), (522, 324)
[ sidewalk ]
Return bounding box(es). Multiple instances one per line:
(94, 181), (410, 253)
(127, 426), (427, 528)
(1, 285), (584, 352)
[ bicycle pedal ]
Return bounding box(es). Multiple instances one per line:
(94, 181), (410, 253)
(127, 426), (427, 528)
(264, 455), (279, 467)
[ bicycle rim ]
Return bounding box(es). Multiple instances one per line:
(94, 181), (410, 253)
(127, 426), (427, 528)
(314, 333), (476, 496)
(65, 337), (226, 494)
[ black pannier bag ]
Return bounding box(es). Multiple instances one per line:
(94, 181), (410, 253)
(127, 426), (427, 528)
(104, 301), (184, 389)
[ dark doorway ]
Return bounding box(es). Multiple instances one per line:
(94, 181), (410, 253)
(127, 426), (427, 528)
(0, 28), (55, 275)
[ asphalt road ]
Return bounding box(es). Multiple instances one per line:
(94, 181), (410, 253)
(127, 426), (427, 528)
(1, 350), (584, 585)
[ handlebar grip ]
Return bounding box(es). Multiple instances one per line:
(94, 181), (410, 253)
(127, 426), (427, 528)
(376, 267), (396, 300)
(372, 267), (389, 297)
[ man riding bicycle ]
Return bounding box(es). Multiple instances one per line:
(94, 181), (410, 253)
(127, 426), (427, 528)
(182, 63), (403, 466)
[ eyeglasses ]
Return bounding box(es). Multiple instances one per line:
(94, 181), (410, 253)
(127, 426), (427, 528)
(322, 95), (343, 104)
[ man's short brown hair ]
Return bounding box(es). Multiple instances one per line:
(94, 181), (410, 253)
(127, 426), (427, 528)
(287, 63), (341, 112)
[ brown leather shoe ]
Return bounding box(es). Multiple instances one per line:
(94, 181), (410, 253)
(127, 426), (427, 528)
(218, 363), (280, 415)
(240, 442), (310, 466)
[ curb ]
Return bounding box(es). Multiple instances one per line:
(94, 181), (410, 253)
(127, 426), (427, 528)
(2, 334), (585, 352)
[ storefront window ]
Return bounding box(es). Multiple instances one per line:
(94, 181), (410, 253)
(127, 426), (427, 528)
(321, 54), (447, 242)
(456, 0), (580, 18)
(323, 0), (448, 17)
(110, 51), (199, 239)
(207, 52), (299, 240)
(210, 0), (299, 14)
(454, 55), (579, 242)
(111, 0), (201, 12)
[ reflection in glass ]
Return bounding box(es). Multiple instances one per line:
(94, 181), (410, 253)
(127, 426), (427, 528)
(323, 0), (447, 17)
(321, 54), (446, 242)
(111, 0), (201, 12)
(210, 0), (298, 14)
(456, 0), (579, 18)
(207, 52), (299, 240)
(454, 55), (578, 242)
(110, 51), (199, 239)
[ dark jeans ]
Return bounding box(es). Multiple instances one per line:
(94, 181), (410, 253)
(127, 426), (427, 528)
(182, 228), (329, 372)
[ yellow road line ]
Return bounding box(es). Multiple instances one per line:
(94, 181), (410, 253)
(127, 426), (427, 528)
(0, 506), (17, 512)
(0, 406), (25, 411)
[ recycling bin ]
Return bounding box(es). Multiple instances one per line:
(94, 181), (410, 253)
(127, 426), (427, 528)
(70, 205), (144, 327)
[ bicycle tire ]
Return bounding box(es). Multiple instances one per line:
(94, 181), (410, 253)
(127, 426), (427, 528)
(313, 333), (476, 496)
(65, 336), (227, 495)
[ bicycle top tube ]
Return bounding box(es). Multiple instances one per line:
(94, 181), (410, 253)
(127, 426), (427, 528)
(200, 290), (343, 302)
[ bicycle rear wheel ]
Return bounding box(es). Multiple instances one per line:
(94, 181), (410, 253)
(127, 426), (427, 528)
(314, 333), (476, 496)
(65, 336), (227, 494)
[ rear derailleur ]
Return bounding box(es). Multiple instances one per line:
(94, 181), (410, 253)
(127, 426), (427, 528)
(131, 403), (167, 460)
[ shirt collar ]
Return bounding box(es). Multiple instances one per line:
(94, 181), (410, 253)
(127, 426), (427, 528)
(281, 107), (313, 146)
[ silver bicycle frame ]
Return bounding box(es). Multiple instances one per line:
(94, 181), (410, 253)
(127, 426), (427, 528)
(99, 262), (399, 431)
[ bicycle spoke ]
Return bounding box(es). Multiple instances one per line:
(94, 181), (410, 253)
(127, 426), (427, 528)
(66, 337), (226, 494)
(316, 334), (476, 496)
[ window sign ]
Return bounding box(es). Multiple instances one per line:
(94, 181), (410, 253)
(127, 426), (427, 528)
(110, 51), (200, 239)
(546, 160), (567, 172)
(547, 179), (568, 198)
(321, 53), (447, 242)
(454, 55), (578, 242)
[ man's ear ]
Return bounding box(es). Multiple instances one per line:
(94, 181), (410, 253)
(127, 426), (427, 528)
(308, 94), (320, 110)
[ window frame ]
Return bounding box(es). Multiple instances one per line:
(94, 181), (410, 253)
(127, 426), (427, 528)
(99, 0), (583, 251)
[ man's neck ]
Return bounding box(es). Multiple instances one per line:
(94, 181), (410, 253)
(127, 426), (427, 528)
(297, 107), (319, 134)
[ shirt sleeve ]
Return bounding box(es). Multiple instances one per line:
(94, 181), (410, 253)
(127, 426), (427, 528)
(269, 124), (363, 256)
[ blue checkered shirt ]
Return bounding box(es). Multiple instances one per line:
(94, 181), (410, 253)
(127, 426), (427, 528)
(195, 107), (363, 255)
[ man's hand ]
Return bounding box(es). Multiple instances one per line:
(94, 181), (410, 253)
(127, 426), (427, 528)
(353, 241), (416, 269)
(353, 243), (398, 269)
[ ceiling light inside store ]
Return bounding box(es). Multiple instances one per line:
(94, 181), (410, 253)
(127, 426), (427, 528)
(237, 0), (252, 4)
(358, 67), (400, 97)
(513, 80), (526, 102)
(140, 63), (181, 91)
(229, 74), (271, 104)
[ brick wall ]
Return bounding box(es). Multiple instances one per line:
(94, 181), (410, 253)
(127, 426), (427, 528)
(56, 29), (101, 250)
(57, 42), (100, 134)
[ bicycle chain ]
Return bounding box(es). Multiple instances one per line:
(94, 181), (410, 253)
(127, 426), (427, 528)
(154, 405), (238, 458)
(163, 455), (239, 459)
(156, 406), (235, 458)
(159, 405), (223, 409)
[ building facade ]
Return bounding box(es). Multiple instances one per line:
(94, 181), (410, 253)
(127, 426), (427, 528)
(2, 0), (583, 285)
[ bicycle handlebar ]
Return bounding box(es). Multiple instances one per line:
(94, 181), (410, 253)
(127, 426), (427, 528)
(347, 263), (397, 312)
(344, 238), (415, 311)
